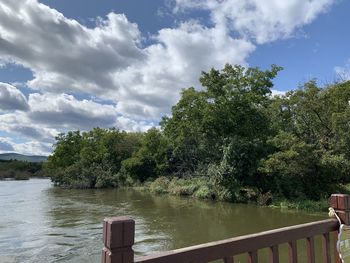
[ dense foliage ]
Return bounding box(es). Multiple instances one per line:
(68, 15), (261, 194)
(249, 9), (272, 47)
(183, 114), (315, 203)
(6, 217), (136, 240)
(0, 159), (44, 180)
(45, 128), (142, 188)
(46, 64), (350, 203)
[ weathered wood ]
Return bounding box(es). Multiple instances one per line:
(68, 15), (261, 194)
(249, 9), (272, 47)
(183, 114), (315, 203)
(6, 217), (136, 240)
(322, 233), (331, 263)
(331, 194), (350, 210)
(306, 237), (315, 263)
(330, 195), (345, 262)
(333, 231), (341, 263)
(101, 217), (135, 263)
(135, 219), (338, 263)
(330, 194), (339, 210)
(269, 245), (279, 263)
(330, 194), (350, 224)
(223, 256), (234, 263)
(248, 251), (258, 263)
(288, 241), (297, 263)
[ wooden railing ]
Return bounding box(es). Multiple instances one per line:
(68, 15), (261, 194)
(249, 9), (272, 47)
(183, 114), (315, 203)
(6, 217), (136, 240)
(101, 194), (350, 263)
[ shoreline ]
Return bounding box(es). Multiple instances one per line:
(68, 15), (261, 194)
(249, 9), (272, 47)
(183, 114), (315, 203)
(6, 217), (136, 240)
(14, 177), (330, 212)
(129, 177), (330, 213)
(0, 176), (50, 181)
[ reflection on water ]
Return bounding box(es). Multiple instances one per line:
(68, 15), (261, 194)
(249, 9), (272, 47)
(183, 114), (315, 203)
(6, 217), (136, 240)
(0, 179), (326, 263)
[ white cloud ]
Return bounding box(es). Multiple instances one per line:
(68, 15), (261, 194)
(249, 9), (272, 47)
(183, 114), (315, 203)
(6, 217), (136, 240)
(0, 137), (51, 156)
(28, 93), (119, 130)
(0, 112), (58, 143)
(27, 92), (155, 131)
(0, 0), (336, 155)
(13, 140), (52, 156)
(114, 21), (254, 119)
(0, 138), (14, 152)
(0, 90), (153, 143)
(271, 89), (286, 97)
(173, 0), (334, 44)
(0, 82), (29, 111)
(0, 1), (143, 94)
(335, 59), (350, 81)
(0, 0), (255, 122)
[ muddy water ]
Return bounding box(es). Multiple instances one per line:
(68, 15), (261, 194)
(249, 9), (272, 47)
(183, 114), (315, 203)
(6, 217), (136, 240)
(0, 179), (328, 262)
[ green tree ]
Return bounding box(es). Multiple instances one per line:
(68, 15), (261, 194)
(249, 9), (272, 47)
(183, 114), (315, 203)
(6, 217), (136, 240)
(46, 128), (142, 188)
(122, 128), (169, 182)
(162, 64), (282, 195)
(264, 81), (350, 198)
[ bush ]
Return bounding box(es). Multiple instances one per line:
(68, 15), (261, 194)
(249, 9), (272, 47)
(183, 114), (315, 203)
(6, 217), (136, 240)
(168, 178), (199, 196)
(0, 160), (42, 180)
(149, 177), (170, 194)
(193, 180), (214, 199)
(14, 171), (30, 180)
(50, 161), (117, 189)
(148, 176), (218, 200)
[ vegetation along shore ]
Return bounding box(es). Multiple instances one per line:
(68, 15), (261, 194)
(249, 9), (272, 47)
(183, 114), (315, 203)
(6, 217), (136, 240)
(0, 159), (45, 180)
(40, 64), (350, 211)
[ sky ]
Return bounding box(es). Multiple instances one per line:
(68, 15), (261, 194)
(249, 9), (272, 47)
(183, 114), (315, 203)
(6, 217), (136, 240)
(0, 0), (349, 156)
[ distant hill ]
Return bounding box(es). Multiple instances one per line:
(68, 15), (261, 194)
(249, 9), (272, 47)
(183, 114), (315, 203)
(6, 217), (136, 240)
(0, 153), (48, 162)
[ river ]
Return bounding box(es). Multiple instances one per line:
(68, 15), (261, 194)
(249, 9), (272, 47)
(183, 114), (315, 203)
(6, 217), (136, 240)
(0, 179), (328, 263)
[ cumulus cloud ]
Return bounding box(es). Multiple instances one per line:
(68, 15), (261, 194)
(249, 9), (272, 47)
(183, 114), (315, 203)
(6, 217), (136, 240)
(271, 89), (287, 97)
(334, 59), (350, 81)
(27, 92), (155, 131)
(0, 138), (14, 152)
(0, 0), (255, 121)
(115, 21), (254, 119)
(17, 142), (52, 156)
(0, 0), (335, 154)
(13, 140), (52, 156)
(27, 93), (120, 130)
(0, 1), (143, 94)
(0, 90), (152, 146)
(0, 112), (57, 143)
(173, 0), (334, 44)
(0, 137), (50, 155)
(0, 82), (29, 111)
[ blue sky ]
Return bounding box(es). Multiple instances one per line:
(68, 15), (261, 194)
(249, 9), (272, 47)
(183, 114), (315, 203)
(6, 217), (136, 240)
(0, 0), (349, 155)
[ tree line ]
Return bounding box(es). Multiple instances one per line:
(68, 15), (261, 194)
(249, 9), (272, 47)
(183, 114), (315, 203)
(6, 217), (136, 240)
(45, 64), (350, 203)
(0, 159), (44, 180)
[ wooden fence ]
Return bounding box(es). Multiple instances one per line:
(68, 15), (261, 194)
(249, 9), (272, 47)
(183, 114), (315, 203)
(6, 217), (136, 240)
(101, 194), (350, 263)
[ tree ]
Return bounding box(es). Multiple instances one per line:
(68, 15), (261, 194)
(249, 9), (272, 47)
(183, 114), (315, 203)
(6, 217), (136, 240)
(162, 64), (282, 195)
(263, 81), (350, 198)
(46, 128), (143, 188)
(122, 128), (169, 182)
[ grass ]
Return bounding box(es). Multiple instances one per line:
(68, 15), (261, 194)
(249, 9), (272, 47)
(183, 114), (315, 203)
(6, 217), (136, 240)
(131, 178), (350, 212)
(147, 176), (216, 200)
(270, 198), (329, 212)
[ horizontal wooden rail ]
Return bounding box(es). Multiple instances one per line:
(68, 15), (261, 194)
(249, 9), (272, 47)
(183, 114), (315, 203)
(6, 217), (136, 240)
(134, 219), (338, 263)
(101, 194), (349, 263)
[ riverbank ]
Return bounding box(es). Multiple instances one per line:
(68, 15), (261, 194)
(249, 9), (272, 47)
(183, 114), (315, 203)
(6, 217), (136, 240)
(0, 176), (50, 181)
(0, 159), (44, 180)
(131, 176), (335, 212)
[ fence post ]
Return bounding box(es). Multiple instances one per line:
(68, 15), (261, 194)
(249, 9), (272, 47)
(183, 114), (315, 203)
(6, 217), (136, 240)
(101, 216), (135, 263)
(330, 194), (350, 224)
(330, 194), (350, 263)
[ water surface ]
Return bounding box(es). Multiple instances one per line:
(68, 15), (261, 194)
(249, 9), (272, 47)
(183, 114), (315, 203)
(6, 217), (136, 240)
(0, 179), (327, 262)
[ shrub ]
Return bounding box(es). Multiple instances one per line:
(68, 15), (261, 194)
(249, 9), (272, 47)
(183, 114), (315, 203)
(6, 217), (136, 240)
(168, 178), (199, 196)
(149, 177), (170, 194)
(14, 171), (30, 180)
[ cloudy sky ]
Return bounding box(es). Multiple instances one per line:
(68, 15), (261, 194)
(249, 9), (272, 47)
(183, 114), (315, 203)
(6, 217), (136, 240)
(0, 0), (349, 155)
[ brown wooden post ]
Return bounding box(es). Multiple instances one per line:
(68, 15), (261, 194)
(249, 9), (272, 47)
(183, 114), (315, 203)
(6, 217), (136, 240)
(330, 194), (350, 263)
(330, 194), (350, 224)
(101, 216), (135, 263)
